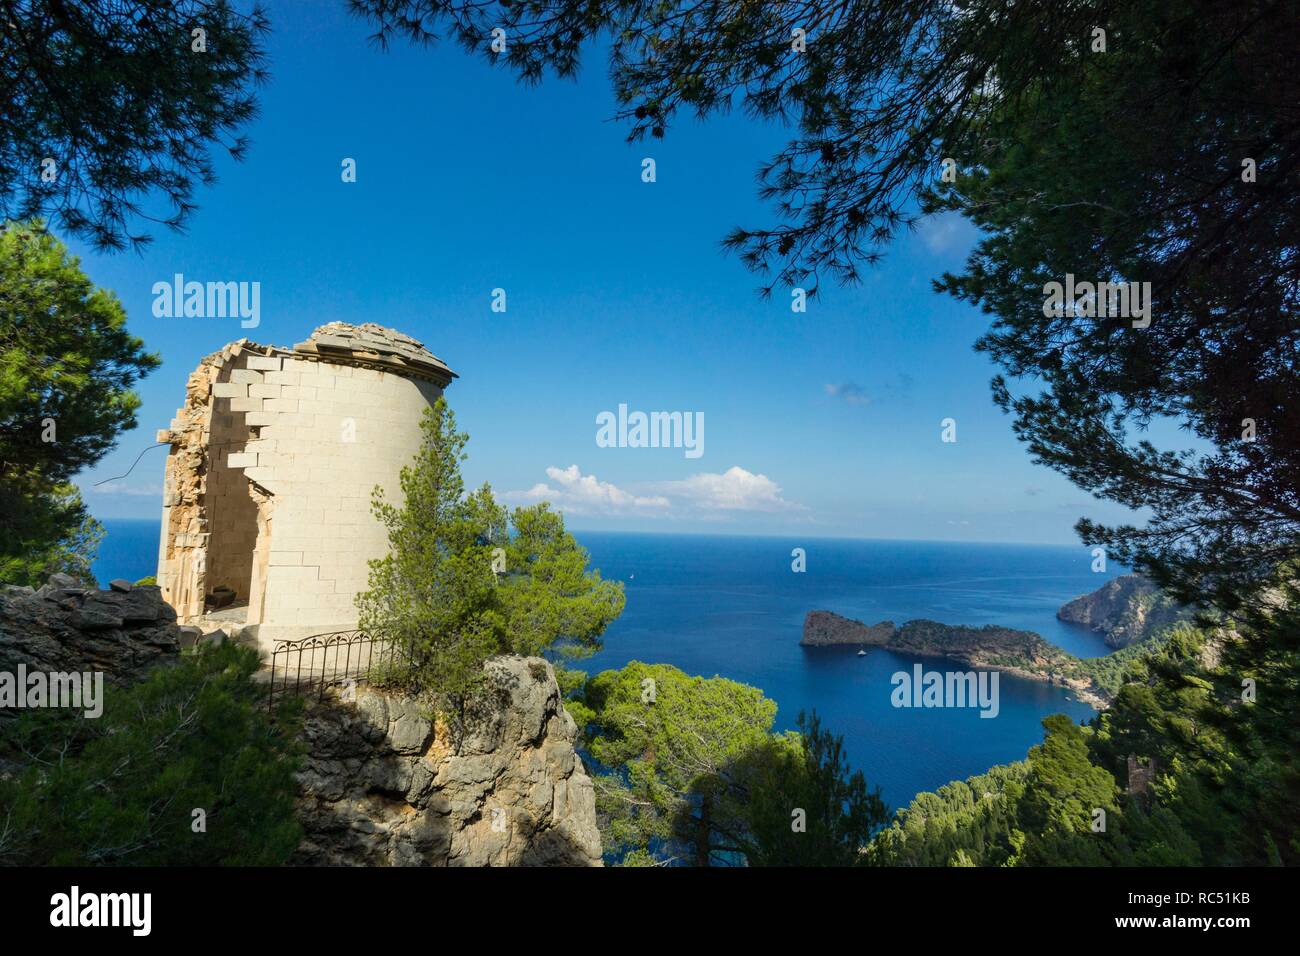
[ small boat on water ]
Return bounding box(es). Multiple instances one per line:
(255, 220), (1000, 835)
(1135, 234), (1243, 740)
(857, 648), (867, 657)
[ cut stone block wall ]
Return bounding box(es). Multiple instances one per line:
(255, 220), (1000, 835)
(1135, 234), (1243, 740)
(157, 324), (456, 649)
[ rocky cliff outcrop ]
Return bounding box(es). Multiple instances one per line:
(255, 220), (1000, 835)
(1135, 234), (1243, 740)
(1057, 574), (1190, 648)
(0, 575), (182, 698)
(293, 655), (602, 867)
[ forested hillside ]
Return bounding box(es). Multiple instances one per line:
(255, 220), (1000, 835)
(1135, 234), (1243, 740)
(871, 606), (1298, 866)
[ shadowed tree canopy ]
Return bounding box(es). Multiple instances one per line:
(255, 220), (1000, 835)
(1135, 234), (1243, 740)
(926, 0), (1300, 610)
(350, 0), (1299, 606)
(1, 0), (270, 251)
(736, 709), (889, 866)
(581, 662), (887, 865)
(0, 643), (303, 865)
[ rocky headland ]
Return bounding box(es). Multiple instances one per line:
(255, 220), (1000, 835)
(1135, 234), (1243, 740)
(1056, 573), (1190, 648)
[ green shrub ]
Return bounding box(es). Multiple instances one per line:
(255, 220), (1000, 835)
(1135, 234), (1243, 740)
(0, 643), (302, 865)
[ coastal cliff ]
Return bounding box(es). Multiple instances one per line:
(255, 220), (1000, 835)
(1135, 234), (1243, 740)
(1057, 574), (1190, 647)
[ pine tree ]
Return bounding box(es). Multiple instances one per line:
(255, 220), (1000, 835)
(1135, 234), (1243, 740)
(2, 2), (270, 251)
(0, 219), (158, 586)
(356, 398), (625, 716)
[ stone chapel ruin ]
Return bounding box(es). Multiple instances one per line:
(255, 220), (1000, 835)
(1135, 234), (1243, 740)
(156, 322), (456, 648)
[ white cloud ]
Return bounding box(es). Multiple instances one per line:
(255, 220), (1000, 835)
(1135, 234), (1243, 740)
(504, 465), (802, 517)
(916, 211), (978, 255)
(505, 465), (670, 516)
(656, 466), (803, 513)
(824, 382), (871, 406)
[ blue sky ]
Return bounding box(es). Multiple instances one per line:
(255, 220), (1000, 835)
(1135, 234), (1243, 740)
(72, 1), (1138, 545)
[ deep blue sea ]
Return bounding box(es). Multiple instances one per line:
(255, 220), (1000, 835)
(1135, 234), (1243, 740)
(95, 521), (1114, 810)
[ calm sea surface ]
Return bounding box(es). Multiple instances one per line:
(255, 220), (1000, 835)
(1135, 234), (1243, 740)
(95, 521), (1113, 809)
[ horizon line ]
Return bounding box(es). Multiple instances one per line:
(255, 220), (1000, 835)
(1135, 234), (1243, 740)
(93, 516), (1100, 552)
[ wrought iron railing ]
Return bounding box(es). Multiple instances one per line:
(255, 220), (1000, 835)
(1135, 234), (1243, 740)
(266, 629), (404, 708)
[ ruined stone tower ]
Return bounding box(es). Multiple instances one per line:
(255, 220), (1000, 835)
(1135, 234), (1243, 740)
(156, 323), (456, 646)
(1126, 755), (1158, 796)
